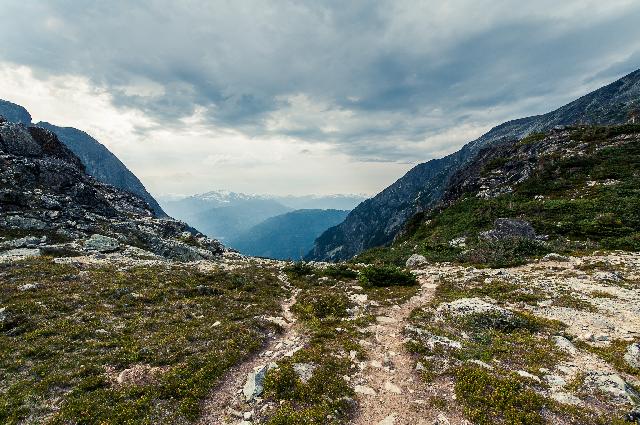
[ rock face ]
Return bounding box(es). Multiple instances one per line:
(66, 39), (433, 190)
(479, 218), (537, 241)
(307, 68), (640, 261)
(0, 119), (223, 261)
(0, 99), (166, 217)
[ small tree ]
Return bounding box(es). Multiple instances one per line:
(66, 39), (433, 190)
(629, 109), (639, 124)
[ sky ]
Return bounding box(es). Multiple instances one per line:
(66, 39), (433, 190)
(1, 1), (639, 197)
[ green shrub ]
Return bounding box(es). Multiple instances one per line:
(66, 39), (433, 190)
(320, 264), (358, 280)
(292, 292), (351, 321)
(283, 261), (314, 277)
(358, 265), (417, 287)
(454, 365), (545, 424)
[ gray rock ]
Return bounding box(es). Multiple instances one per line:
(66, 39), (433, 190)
(84, 234), (120, 252)
(479, 218), (536, 241)
(405, 254), (428, 268)
(0, 248), (41, 260)
(293, 363), (317, 383)
(243, 362), (278, 402)
(543, 253), (570, 262)
(584, 371), (635, 403)
(625, 343), (640, 369)
(552, 336), (578, 356)
(0, 236), (44, 250)
(436, 297), (510, 318)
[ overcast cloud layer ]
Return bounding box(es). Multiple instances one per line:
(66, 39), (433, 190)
(1, 1), (640, 196)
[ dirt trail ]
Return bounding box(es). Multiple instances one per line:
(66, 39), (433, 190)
(352, 273), (440, 425)
(197, 272), (303, 425)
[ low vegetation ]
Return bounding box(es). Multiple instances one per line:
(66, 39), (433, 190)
(356, 125), (640, 267)
(0, 257), (285, 424)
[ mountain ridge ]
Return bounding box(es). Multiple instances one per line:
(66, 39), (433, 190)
(0, 99), (166, 217)
(228, 208), (349, 260)
(307, 68), (640, 262)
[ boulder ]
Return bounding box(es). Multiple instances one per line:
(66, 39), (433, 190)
(243, 362), (278, 402)
(84, 234), (120, 252)
(436, 297), (509, 318)
(479, 218), (536, 241)
(625, 343), (640, 369)
(405, 253), (428, 268)
(543, 253), (570, 262)
(0, 248), (41, 260)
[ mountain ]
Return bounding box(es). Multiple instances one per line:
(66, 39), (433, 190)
(191, 199), (293, 242)
(307, 68), (640, 261)
(0, 99), (166, 217)
(356, 123), (640, 267)
(161, 191), (365, 242)
(228, 209), (349, 260)
(0, 117), (223, 260)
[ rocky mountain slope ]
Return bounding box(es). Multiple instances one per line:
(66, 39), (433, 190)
(0, 116), (222, 261)
(357, 124), (640, 268)
(308, 68), (640, 262)
(0, 99), (166, 217)
(229, 209), (349, 260)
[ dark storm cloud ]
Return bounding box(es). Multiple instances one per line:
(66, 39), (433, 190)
(2, 0), (640, 162)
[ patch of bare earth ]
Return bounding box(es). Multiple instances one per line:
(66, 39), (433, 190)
(352, 271), (468, 425)
(197, 272), (304, 425)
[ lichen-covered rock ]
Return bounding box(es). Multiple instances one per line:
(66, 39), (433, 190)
(405, 253), (428, 268)
(625, 343), (640, 369)
(84, 234), (120, 252)
(479, 218), (536, 241)
(436, 297), (510, 318)
(243, 362), (278, 401)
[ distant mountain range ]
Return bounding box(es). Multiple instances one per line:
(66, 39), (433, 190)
(0, 99), (166, 217)
(307, 68), (640, 261)
(160, 191), (365, 243)
(228, 209), (349, 260)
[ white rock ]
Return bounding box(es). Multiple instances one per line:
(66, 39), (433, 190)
(354, 385), (377, 396)
(552, 336), (577, 355)
(624, 343), (640, 369)
(0, 248), (40, 260)
(434, 413), (451, 425)
(436, 297), (510, 318)
(292, 363), (316, 383)
(517, 370), (541, 382)
(378, 413), (397, 425)
(406, 254), (428, 268)
(376, 316), (397, 324)
(551, 391), (583, 405)
(384, 381), (402, 394)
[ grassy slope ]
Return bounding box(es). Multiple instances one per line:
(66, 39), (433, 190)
(0, 258), (284, 424)
(356, 125), (640, 267)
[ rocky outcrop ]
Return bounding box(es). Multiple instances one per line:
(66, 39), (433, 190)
(0, 119), (223, 261)
(307, 68), (640, 261)
(0, 99), (166, 217)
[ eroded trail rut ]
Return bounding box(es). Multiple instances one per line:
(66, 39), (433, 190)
(352, 274), (439, 425)
(197, 272), (303, 424)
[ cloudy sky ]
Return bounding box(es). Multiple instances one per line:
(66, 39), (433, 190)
(1, 1), (639, 197)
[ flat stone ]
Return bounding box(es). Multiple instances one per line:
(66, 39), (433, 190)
(84, 234), (120, 253)
(376, 316), (397, 324)
(293, 362), (316, 383)
(378, 413), (397, 425)
(384, 381), (402, 394)
(552, 336), (577, 355)
(551, 391), (583, 405)
(624, 343), (640, 369)
(0, 248), (40, 260)
(354, 385), (376, 396)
